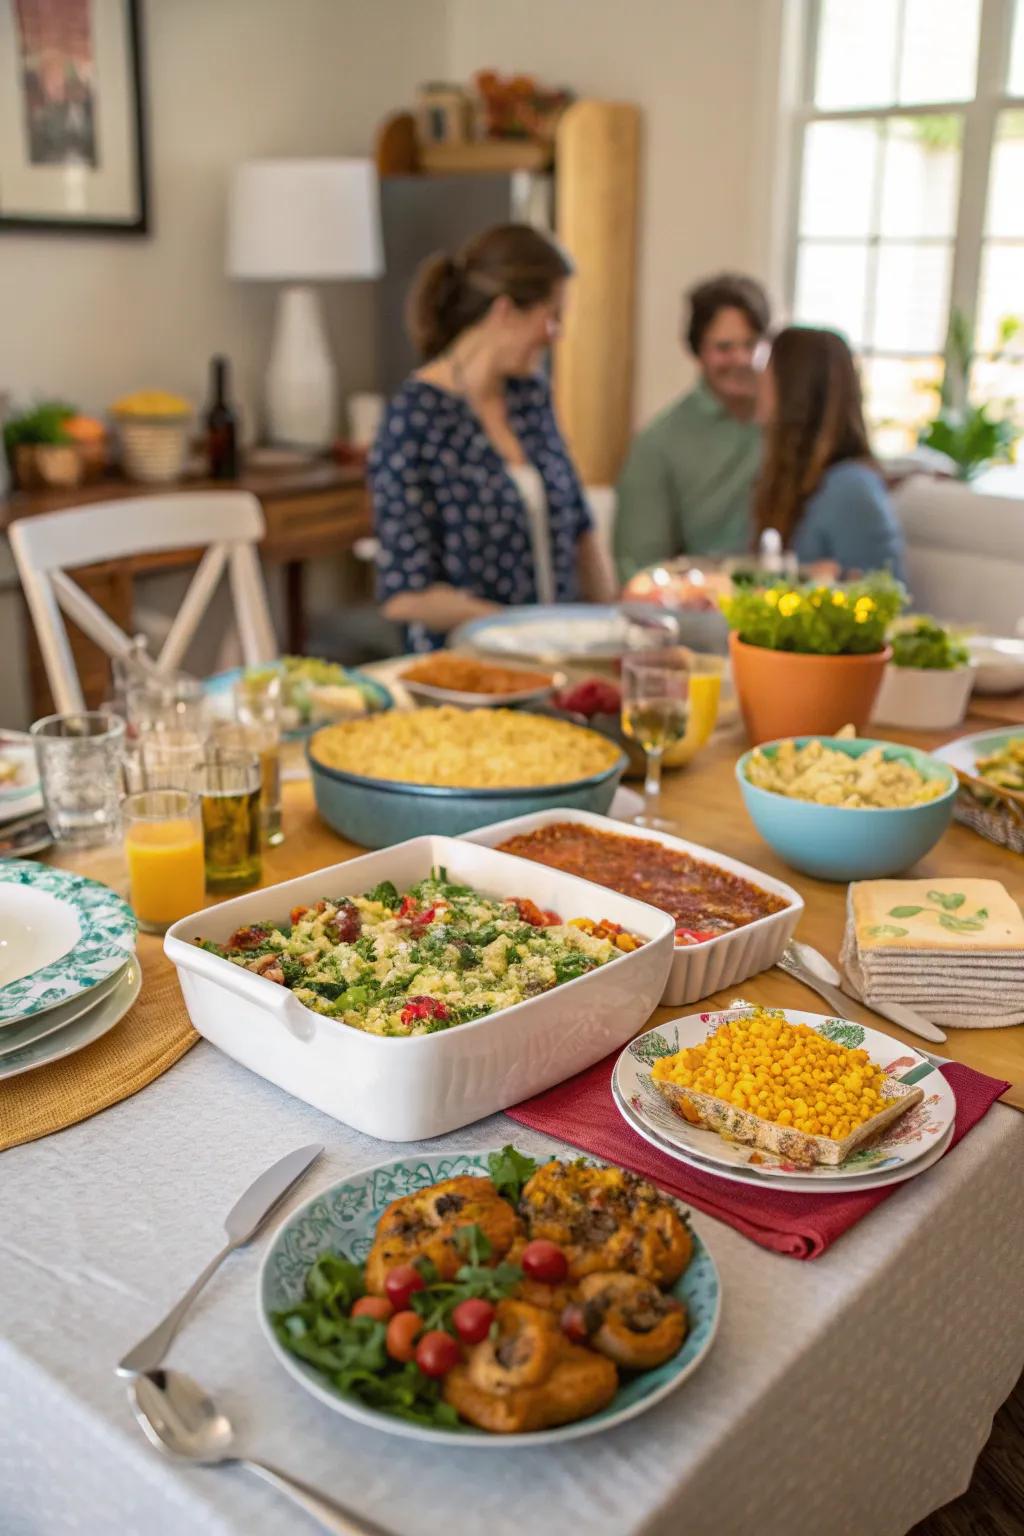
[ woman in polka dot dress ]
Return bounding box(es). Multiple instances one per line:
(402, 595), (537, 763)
(369, 223), (618, 652)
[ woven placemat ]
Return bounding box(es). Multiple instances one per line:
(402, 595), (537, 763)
(0, 938), (198, 1154)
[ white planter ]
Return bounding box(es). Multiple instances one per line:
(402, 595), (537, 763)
(870, 663), (976, 731)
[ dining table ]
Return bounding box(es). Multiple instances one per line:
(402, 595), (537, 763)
(3, 703), (1024, 1536)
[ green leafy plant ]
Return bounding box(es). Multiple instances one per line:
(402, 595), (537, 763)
(720, 573), (906, 656)
(918, 308), (1021, 479)
(3, 400), (76, 454)
(889, 616), (969, 671)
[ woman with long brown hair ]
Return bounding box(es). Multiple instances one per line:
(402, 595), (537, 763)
(754, 326), (905, 580)
(369, 223), (617, 650)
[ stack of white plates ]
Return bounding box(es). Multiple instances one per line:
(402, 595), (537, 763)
(0, 861), (139, 1080)
(613, 1007), (957, 1195)
(0, 730), (51, 858)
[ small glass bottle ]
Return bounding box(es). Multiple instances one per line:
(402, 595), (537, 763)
(205, 354), (239, 479)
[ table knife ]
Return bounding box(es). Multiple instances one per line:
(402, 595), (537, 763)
(117, 1142), (323, 1378)
(778, 945), (947, 1045)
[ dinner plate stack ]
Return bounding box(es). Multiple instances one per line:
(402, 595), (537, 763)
(0, 861), (139, 1080)
(614, 1007), (957, 1195)
(0, 730), (52, 859)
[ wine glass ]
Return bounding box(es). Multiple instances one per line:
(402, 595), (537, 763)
(620, 649), (721, 829)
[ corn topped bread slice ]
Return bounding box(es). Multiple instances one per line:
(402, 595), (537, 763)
(651, 1009), (922, 1167)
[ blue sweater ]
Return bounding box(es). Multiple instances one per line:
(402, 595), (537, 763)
(792, 461), (905, 582)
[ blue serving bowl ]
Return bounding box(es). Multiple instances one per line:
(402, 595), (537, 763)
(308, 745), (628, 849)
(735, 736), (958, 882)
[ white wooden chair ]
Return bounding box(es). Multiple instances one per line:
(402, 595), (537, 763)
(9, 492), (278, 713)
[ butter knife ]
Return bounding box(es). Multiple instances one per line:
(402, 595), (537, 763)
(778, 945), (947, 1045)
(117, 1142), (323, 1378)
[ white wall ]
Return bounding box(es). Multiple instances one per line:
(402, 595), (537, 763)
(0, 0), (787, 433)
(446, 0), (782, 425)
(0, 0), (448, 429)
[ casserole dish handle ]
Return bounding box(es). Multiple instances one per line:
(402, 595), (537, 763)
(164, 935), (315, 1038)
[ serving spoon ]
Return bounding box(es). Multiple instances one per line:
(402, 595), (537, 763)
(128, 1368), (396, 1536)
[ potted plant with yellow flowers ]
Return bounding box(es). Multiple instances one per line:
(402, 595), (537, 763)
(720, 573), (905, 744)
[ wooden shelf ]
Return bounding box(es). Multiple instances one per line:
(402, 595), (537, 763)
(419, 140), (553, 174)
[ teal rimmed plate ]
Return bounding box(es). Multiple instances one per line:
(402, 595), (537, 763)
(260, 1147), (721, 1446)
(0, 861), (136, 1025)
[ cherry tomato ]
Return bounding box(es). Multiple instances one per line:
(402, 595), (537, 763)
(351, 1295), (393, 1323)
(560, 1303), (591, 1345)
(520, 1239), (569, 1284)
(542, 909), (562, 927)
(384, 1263), (427, 1310)
(451, 1298), (496, 1344)
(415, 1329), (461, 1379)
(385, 1310), (423, 1362)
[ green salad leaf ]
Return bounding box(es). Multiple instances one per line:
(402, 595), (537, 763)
(487, 1145), (538, 1205)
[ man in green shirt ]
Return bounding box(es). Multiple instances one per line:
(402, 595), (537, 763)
(614, 273), (771, 580)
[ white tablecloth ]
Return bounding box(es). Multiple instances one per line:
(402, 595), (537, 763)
(2, 1042), (1023, 1536)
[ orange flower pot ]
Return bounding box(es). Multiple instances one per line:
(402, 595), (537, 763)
(729, 633), (892, 745)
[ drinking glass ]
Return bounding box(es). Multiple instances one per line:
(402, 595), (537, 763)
(140, 729), (207, 791)
(123, 789), (205, 934)
(126, 674), (207, 737)
(233, 669), (283, 731)
(192, 752), (262, 892)
(30, 712), (126, 846)
(210, 721), (283, 845)
(620, 650), (722, 829)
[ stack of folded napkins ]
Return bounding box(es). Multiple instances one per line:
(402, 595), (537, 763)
(841, 878), (1024, 1028)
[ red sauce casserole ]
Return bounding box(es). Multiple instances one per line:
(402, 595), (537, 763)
(496, 823), (787, 946)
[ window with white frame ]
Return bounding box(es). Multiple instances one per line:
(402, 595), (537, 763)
(789, 0), (1024, 456)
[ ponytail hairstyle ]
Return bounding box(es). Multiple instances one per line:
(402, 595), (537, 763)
(406, 223), (574, 361)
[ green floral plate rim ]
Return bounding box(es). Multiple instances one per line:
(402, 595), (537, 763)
(0, 860), (137, 1025)
(259, 1146), (721, 1447)
(615, 1006), (956, 1183)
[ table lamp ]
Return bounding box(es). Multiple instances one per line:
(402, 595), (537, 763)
(227, 158), (383, 449)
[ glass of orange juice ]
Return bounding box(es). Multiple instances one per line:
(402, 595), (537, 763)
(123, 789), (206, 934)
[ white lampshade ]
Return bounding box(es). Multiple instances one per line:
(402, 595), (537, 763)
(227, 158), (383, 282)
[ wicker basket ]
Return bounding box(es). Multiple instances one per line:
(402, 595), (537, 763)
(116, 415), (191, 483)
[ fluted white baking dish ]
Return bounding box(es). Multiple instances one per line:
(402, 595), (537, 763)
(164, 835), (674, 1140)
(462, 809), (803, 1006)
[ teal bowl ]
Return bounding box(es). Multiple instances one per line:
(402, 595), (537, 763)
(308, 747), (627, 849)
(735, 736), (958, 882)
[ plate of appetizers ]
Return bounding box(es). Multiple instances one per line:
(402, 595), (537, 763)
(612, 1006), (956, 1189)
(260, 1144), (720, 1444)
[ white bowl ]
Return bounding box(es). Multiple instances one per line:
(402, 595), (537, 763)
(870, 663), (976, 731)
(965, 636), (1024, 695)
(461, 808), (803, 1006)
(164, 835), (674, 1140)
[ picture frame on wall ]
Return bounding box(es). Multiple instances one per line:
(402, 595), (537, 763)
(0, 0), (148, 234)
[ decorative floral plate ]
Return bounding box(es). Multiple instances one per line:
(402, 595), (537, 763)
(0, 862), (137, 1026)
(0, 961), (139, 1079)
(613, 1007), (956, 1188)
(260, 1147), (721, 1447)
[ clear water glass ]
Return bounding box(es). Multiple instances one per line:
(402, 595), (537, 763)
(126, 674), (207, 737)
(139, 729), (207, 791)
(233, 669), (283, 731)
(30, 711), (127, 847)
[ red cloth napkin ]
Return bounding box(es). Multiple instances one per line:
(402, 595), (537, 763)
(506, 1054), (1010, 1260)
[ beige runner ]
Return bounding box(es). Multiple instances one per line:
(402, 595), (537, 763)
(0, 938), (197, 1154)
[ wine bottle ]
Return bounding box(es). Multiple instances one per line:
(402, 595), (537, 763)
(205, 354), (239, 479)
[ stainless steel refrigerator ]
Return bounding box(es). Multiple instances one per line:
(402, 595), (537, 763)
(376, 172), (553, 395)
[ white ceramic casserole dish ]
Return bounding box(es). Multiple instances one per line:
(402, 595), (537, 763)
(164, 835), (674, 1140)
(462, 809), (803, 1007)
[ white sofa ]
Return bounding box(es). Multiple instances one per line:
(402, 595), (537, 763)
(892, 473), (1024, 634)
